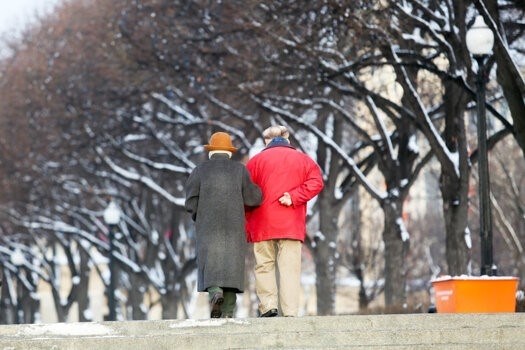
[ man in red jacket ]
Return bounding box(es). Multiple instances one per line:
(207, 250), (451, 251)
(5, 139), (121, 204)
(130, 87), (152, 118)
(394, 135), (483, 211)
(246, 125), (324, 317)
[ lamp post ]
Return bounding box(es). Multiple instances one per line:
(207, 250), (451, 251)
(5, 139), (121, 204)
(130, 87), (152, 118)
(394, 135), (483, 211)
(103, 201), (121, 321)
(466, 15), (496, 276)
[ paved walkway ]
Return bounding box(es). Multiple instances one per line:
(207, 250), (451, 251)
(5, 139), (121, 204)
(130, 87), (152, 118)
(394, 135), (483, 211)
(0, 313), (524, 349)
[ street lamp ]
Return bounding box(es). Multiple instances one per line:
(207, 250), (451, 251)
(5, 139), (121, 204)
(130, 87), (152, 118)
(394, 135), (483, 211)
(103, 201), (121, 321)
(466, 15), (496, 276)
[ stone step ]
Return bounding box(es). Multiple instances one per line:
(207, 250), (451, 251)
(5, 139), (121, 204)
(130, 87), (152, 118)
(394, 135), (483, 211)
(0, 313), (524, 349)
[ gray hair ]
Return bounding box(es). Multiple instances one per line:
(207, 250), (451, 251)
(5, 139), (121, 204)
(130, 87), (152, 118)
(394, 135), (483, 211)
(262, 125), (289, 140)
(208, 150), (232, 159)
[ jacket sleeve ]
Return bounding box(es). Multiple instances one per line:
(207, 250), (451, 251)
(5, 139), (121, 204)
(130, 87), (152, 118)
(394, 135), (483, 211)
(242, 167), (263, 207)
(288, 158), (324, 206)
(184, 168), (200, 221)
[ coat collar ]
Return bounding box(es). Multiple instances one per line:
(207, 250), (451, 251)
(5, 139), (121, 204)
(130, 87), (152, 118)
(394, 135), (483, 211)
(264, 137), (295, 150)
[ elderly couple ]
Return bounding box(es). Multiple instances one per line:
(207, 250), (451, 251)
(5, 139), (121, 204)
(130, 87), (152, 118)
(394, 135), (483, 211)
(184, 125), (324, 318)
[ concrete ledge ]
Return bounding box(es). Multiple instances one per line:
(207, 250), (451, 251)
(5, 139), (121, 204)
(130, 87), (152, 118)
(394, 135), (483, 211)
(1, 313), (524, 349)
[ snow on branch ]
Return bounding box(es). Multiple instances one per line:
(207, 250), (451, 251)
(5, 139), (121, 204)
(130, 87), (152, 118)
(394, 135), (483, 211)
(150, 98), (254, 154)
(260, 93), (376, 147)
(119, 147), (192, 175)
(393, 2), (457, 66)
(96, 146), (185, 207)
(388, 46), (459, 178)
(151, 93), (199, 121)
(365, 96), (397, 162)
(253, 95), (387, 201)
(94, 169), (134, 189)
(24, 219), (107, 248)
(0, 247), (45, 289)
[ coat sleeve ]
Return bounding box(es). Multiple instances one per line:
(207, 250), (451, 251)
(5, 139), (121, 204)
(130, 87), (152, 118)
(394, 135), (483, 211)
(242, 167), (262, 207)
(288, 158), (324, 206)
(184, 168), (200, 221)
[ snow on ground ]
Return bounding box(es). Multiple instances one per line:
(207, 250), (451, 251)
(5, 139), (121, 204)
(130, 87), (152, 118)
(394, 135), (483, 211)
(169, 319), (250, 328)
(18, 323), (114, 337)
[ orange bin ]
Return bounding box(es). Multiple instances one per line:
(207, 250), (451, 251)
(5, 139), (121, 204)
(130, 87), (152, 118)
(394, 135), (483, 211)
(431, 276), (519, 313)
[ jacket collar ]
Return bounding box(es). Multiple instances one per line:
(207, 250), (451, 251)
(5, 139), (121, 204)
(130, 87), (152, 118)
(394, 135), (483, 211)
(264, 137), (295, 150)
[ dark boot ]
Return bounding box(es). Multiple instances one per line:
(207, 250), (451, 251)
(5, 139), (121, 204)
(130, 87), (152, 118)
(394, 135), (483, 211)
(259, 308), (278, 317)
(208, 287), (224, 318)
(220, 289), (237, 318)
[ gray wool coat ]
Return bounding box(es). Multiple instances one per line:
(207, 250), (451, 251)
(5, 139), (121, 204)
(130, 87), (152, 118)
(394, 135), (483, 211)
(185, 153), (262, 293)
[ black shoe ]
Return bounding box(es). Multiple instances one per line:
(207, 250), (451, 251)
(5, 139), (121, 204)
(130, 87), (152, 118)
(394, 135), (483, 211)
(210, 291), (224, 318)
(259, 308), (278, 317)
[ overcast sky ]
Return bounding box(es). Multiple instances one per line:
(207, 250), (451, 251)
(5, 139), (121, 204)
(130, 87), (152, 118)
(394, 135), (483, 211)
(0, 0), (60, 36)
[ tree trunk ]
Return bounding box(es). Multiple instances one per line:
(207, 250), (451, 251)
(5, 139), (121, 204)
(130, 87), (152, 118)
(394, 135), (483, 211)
(78, 249), (91, 322)
(22, 268), (39, 323)
(314, 191), (338, 316)
(51, 286), (67, 322)
(20, 289), (39, 324)
(349, 194), (371, 312)
(0, 270), (16, 324)
(128, 275), (147, 320)
(441, 172), (471, 276)
(161, 291), (179, 319)
(441, 78), (471, 276)
(382, 200), (408, 309)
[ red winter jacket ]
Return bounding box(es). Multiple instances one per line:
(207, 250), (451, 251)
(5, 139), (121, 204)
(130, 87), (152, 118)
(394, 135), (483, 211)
(245, 140), (324, 243)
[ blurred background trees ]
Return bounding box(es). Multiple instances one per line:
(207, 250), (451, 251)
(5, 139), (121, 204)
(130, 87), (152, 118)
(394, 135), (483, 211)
(0, 0), (523, 323)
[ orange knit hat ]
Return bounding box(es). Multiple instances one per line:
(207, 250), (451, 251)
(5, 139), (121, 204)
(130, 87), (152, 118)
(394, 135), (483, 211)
(204, 132), (238, 152)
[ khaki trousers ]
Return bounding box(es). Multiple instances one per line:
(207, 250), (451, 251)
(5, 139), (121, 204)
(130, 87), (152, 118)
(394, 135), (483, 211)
(253, 239), (302, 317)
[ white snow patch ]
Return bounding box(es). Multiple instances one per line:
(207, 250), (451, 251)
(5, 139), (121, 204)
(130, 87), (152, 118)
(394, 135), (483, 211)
(397, 218), (410, 242)
(432, 275), (519, 281)
(334, 186), (343, 200)
(389, 188), (400, 198)
(169, 319), (250, 328)
(464, 226), (472, 249)
(20, 323), (114, 336)
(140, 303), (148, 314)
(10, 249), (26, 266)
(314, 231), (326, 241)
(301, 274), (316, 285)
(248, 138), (266, 159)
(151, 230), (159, 245)
(83, 309), (93, 321)
(123, 134), (148, 142)
(337, 276), (361, 287)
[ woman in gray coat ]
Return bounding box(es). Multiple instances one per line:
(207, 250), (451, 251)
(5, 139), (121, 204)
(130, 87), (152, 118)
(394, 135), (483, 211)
(185, 132), (262, 318)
